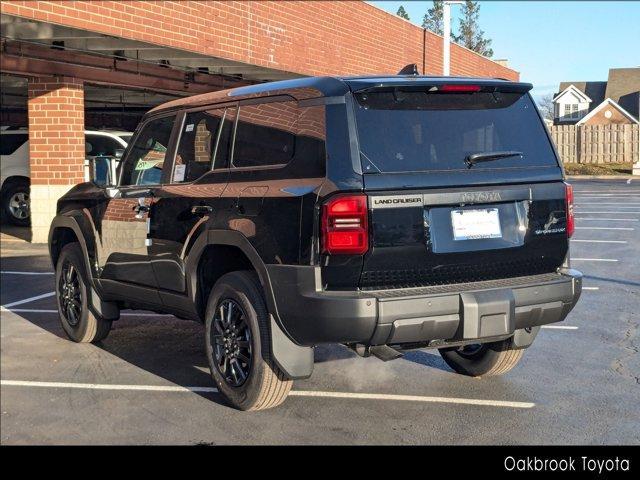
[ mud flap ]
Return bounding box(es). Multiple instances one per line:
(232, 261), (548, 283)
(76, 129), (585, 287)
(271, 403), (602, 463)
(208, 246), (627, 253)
(270, 315), (314, 379)
(460, 289), (515, 339)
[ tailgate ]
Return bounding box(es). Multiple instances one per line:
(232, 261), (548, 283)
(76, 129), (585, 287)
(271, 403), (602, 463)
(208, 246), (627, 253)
(362, 182), (569, 289)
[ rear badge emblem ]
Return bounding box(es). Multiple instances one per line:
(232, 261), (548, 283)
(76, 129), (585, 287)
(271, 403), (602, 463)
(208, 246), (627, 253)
(460, 191), (502, 203)
(371, 195), (423, 209)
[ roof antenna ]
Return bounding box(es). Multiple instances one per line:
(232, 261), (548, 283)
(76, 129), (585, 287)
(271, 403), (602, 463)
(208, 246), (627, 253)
(397, 64), (419, 75)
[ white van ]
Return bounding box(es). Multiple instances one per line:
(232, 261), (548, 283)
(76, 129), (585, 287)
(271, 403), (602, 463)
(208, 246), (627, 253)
(0, 129), (132, 226)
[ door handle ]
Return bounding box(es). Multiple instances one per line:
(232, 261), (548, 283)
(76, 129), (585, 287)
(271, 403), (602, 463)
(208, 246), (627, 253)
(191, 205), (212, 216)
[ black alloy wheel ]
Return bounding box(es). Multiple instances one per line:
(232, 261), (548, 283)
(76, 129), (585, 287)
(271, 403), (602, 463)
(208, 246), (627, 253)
(58, 261), (82, 327)
(211, 298), (252, 387)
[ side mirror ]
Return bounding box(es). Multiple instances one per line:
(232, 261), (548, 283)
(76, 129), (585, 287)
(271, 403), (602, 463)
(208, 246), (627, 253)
(85, 156), (119, 188)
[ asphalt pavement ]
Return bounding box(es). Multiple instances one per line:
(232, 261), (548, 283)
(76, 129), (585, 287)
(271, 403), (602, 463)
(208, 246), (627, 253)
(1, 178), (638, 445)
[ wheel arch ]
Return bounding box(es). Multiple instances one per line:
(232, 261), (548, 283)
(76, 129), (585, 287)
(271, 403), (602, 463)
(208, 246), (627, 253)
(186, 228), (313, 380)
(49, 214), (119, 321)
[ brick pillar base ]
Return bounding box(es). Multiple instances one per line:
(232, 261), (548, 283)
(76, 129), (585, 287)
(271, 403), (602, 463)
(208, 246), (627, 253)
(27, 76), (84, 243)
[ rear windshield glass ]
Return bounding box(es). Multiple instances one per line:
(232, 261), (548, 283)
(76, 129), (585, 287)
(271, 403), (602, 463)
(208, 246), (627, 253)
(0, 133), (28, 155)
(353, 89), (558, 173)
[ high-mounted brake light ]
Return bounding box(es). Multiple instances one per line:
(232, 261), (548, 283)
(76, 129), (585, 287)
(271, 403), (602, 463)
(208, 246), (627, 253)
(440, 84), (481, 92)
(565, 182), (575, 238)
(322, 194), (369, 255)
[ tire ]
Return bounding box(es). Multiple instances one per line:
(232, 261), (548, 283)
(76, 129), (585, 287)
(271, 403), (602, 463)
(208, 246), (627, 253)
(2, 179), (30, 226)
(439, 337), (524, 377)
(55, 242), (112, 343)
(205, 271), (292, 410)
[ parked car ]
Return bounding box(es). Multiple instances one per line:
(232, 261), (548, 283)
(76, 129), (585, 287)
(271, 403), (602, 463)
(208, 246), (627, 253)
(0, 128), (131, 226)
(48, 73), (582, 410)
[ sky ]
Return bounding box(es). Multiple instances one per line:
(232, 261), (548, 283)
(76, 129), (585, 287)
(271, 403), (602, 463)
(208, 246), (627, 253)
(369, 1), (640, 100)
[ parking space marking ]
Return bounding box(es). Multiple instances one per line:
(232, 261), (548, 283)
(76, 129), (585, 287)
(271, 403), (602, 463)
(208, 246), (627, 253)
(571, 258), (619, 262)
(575, 203), (640, 206)
(575, 218), (638, 221)
(575, 194), (640, 197)
(0, 271), (54, 275)
(0, 307), (172, 317)
(0, 380), (535, 409)
(572, 239), (628, 244)
(3, 291), (55, 308)
(541, 325), (579, 330)
(582, 287), (600, 291)
(575, 211), (640, 214)
(575, 227), (634, 231)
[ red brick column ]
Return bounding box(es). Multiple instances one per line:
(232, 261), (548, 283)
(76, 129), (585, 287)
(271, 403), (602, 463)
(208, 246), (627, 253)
(27, 76), (85, 242)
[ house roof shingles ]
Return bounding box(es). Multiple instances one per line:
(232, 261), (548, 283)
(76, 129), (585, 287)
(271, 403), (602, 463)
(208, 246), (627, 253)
(557, 67), (639, 120)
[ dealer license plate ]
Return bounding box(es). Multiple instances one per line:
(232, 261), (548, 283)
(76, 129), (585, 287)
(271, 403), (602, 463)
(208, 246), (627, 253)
(451, 208), (502, 241)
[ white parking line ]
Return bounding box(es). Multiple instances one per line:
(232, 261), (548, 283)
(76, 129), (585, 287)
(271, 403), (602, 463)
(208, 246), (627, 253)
(575, 227), (634, 231)
(582, 287), (599, 290)
(576, 218), (638, 221)
(0, 307), (171, 317)
(0, 271), (54, 275)
(575, 211), (640, 214)
(575, 203), (640, 206)
(572, 239), (628, 244)
(0, 380), (535, 409)
(571, 258), (619, 262)
(2, 292), (55, 308)
(541, 325), (579, 330)
(573, 190), (640, 193)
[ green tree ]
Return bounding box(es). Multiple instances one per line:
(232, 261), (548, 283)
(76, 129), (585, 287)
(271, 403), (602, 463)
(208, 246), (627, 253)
(396, 5), (410, 21)
(422, 0), (444, 35)
(453, 1), (494, 57)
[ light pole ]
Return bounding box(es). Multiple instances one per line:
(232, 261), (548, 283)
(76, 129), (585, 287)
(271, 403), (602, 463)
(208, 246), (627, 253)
(443, 1), (463, 76)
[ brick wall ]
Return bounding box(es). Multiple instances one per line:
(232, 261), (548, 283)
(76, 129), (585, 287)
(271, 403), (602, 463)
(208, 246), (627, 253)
(1, 1), (518, 80)
(27, 76), (85, 185)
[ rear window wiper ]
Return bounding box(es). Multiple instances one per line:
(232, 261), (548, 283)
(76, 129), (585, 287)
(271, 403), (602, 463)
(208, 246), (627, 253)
(465, 151), (523, 168)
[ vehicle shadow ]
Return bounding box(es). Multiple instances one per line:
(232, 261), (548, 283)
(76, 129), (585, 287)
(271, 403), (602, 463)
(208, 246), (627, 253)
(9, 308), (229, 406)
(0, 223), (32, 242)
(401, 349), (452, 372)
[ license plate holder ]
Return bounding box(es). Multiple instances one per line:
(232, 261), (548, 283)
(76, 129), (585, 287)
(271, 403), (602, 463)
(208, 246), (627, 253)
(451, 208), (502, 241)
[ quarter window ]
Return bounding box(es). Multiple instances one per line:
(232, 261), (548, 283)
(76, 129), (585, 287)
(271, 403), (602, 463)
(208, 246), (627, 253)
(232, 101), (297, 168)
(120, 115), (175, 186)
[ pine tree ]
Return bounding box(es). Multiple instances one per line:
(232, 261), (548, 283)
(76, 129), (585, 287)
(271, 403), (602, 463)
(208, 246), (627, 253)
(396, 5), (410, 21)
(453, 1), (494, 57)
(422, 0), (444, 35)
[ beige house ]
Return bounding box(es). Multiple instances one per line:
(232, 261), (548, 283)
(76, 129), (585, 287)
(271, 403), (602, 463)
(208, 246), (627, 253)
(553, 67), (639, 126)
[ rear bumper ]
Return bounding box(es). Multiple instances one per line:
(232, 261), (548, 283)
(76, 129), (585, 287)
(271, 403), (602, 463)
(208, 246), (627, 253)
(266, 266), (582, 347)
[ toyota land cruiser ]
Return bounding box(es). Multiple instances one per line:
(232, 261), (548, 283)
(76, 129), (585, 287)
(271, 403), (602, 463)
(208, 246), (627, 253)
(48, 71), (582, 410)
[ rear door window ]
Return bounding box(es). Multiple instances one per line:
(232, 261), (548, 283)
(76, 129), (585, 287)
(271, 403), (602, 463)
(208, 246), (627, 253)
(0, 133), (28, 155)
(353, 88), (558, 173)
(172, 108), (235, 183)
(85, 134), (121, 157)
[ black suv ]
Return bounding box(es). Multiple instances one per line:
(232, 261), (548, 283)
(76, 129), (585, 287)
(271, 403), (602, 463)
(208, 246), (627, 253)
(49, 74), (582, 410)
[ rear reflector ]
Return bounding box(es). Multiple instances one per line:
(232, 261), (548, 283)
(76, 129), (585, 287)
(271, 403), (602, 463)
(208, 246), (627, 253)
(322, 194), (369, 255)
(565, 182), (574, 238)
(440, 84), (481, 92)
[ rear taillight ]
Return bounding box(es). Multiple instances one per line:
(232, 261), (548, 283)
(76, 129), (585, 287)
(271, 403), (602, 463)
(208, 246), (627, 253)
(440, 84), (481, 92)
(565, 182), (575, 238)
(322, 194), (369, 255)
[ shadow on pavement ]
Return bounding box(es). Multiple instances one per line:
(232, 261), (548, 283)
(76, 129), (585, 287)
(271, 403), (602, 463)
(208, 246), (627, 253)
(0, 223), (32, 243)
(402, 349), (451, 372)
(8, 307), (229, 407)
